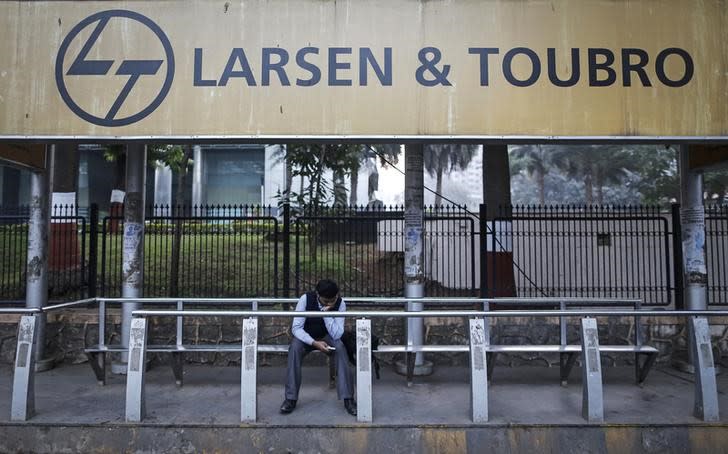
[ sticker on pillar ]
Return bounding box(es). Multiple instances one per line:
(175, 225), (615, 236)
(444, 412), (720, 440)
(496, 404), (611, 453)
(123, 222), (143, 284)
(681, 208), (707, 281)
(404, 226), (422, 277)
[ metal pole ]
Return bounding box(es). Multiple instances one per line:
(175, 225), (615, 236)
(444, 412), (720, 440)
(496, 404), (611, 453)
(675, 145), (710, 374)
(25, 145), (53, 371)
(113, 144), (147, 374)
(398, 144), (432, 379)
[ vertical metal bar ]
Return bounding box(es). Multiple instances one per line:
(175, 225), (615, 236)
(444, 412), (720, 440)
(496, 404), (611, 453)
(282, 203), (291, 298)
(469, 318), (488, 423)
(635, 300), (643, 347)
(117, 144), (146, 373)
(356, 318), (373, 423)
(273, 217), (279, 297)
(581, 317), (604, 422)
(88, 204), (99, 298)
(479, 204), (488, 298)
(125, 317), (147, 422)
(295, 218), (300, 296)
(241, 317), (258, 423)
(98, 299), (106, 347)
(79, 217), (86, 300)
(11, 315), (39, 421)
(560, 301), (567, 346)
(100, 218), (108, 296)
(176, 301), (183, 347)
(671, 204), (684, 309)
(690, 317), (719, 421)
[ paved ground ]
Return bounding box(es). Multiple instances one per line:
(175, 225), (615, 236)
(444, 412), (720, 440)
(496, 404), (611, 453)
(1, 363), (727, 426)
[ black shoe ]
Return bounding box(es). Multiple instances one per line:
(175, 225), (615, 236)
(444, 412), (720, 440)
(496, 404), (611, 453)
(344, 398), (357, 416)
(280, 399), (297, 414)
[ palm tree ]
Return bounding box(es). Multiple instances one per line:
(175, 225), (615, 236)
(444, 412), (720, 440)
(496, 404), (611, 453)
(509, 144), (551, 205)
(423, 144), (478, 205)
(551, 145), (638, 205)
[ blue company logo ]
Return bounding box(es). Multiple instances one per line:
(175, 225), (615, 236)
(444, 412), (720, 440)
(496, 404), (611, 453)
(55, 10), (174, 127)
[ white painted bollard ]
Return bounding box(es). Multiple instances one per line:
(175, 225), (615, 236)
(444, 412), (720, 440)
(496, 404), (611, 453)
(11, 315), (39, 421)
(469, 318), (489, 423)
(690, 317), (719, 421)
(356, 319), (373, 422)
(241, 317), (258, 422)
(125, 317), (148, 422)
(581, 317), (604, 422)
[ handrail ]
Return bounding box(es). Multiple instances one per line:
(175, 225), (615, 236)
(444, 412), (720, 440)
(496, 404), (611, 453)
(131, 309), (728, 318)
(43, 298), (97, 312)
(99, 296), (641, 304)
(0, 307), (41, 315)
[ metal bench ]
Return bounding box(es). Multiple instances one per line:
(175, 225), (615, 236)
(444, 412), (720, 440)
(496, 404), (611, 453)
(481, 299), (659, 385)
(84, 343), (337, 386)
(372, 299), (658, 385)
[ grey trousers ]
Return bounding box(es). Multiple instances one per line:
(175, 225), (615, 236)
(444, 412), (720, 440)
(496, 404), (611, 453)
(284, 336), (354, 401)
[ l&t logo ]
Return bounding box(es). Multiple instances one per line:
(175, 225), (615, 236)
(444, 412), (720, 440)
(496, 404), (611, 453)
(55, 10), (175, 127)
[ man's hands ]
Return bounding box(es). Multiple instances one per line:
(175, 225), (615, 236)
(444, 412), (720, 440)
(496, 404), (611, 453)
(312, 340), (331, 353)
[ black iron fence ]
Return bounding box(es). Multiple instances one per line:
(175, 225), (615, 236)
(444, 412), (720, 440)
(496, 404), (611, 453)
(484, 205), (673, 306)
(706, 205), (728, 305)
(0, 203), (726, 306)
(0, 205), (86, 302)
(294, 205), (476, 297)
(100, 205), (279, 298)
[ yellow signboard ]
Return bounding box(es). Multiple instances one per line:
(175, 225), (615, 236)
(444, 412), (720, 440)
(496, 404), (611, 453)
(0, 0), (727, 139)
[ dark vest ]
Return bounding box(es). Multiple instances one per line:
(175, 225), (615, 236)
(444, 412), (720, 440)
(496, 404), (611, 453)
(303, 291), (342, 340)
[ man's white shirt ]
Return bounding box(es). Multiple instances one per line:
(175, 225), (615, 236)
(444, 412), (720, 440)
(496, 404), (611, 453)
(291, 294), (346, 345)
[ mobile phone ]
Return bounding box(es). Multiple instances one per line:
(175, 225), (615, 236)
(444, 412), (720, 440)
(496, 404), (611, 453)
(326, 346), (336, 351)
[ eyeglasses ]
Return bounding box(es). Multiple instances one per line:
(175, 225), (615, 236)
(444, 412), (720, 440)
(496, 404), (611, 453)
(317, 294), (338, 307)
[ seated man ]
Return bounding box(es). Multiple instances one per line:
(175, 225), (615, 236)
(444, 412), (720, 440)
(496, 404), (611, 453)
(280, 279), (356, 416)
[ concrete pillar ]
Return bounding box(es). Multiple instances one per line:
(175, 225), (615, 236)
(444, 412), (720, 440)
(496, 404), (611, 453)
(113, 144), (146, 374)
(396, 144), (432, 378)
(25, 145), (53, 371)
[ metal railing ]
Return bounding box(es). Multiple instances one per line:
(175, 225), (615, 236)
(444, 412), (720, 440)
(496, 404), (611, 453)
(5, 296), (724, 425)
(123, 307), (723, 424)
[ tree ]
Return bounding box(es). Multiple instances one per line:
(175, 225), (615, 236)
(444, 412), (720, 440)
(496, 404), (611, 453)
(550, 145), (639, 205)
(509, 144), (551, 205)
(423, 144), (478, 205)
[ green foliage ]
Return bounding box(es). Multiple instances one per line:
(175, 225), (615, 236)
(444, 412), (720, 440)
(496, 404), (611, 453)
(508, 144), (688, 206)
(102, 144), (193, 173)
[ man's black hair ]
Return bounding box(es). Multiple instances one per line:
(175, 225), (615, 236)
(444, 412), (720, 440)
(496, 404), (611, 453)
(316, 279), (339, 298)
